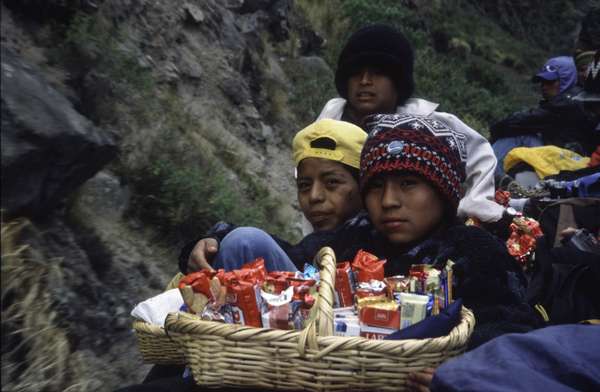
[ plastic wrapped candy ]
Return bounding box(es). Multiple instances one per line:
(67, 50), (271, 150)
(506, 216), (543, 266)
(495, 189), (511, 207)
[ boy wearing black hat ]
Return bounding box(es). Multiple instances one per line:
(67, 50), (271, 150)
(318, 24), (505, 225)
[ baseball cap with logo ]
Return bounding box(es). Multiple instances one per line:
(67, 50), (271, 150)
(532, 56), (577, 94)
(293, 119), (367, 169)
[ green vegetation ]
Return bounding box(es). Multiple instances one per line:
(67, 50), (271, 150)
(59, 13), (296, 244)
(129, 159), (275, 243)
(57, 13), (157, 124)
(282, 58), (337, 127)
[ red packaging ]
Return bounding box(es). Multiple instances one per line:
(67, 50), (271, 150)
(495, 189), (511, 207)
(214, 269), (227, 284)
(359, 306), (401, 329)
(178, 270), (210, 288)
(287, 278), (316, 301)
(178, 270), (213, 298)
(227, 280), (262, 327)
(264, 276), (288, 294)
(241, 257), (267, 282)
(355, 280), (387, 299)
(335, 262), (355, 307)
(352, 250), (386, 282)
(269, 271), (297, 279)
(190, 273), (211, 298)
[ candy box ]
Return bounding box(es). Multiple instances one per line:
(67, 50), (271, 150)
(359, 306), (401, 329)
(359, 325), (397, 340)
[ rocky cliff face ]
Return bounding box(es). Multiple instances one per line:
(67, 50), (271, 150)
(1, 1), (329, 390)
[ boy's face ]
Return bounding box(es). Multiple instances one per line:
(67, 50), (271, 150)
(296, 158), (362, 232)
(347, 66), (398, 121)
(364, 173), (445, 245)
(540, 79), (560, 100)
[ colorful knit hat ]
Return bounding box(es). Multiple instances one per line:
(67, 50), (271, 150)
(335, 24), (414, 105)
(360, 114), (466, 208)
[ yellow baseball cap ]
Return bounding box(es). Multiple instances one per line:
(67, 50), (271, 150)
(292, 119), (367, 169)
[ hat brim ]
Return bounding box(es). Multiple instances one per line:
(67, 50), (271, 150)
(531, 71), (559, 83)
(573, 90), (600, 102)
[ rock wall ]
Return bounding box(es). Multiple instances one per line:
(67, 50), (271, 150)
(1, 1), (332, 390)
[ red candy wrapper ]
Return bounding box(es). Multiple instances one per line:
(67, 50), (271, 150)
(355, 280), (387, 299)
(335, 261), (356, 307)
(352, 250), (386, 282)
(241, 257), (267, 283)
(287, 278), (316, 302)
(227, 280), (262, 327)
(506, 216), (543, 266)
(264, 275), (288, 294)
(178, 270), (213, 298)
(495, 190), (511, 207)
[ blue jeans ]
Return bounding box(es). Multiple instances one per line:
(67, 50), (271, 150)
(213, 227), (298, 272)
(492, 135), (543, 176)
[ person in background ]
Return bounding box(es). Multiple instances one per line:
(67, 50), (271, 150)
(575, 50), (596, 87)
(574, 50), (600, 167)
(316, 24), (505, 226)
(490, 56), (595, 178)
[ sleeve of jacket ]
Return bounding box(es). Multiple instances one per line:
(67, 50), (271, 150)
(177, 222), (300, 274)
(436, 112), (505, 222)
(316, 98), (346, 120)
(488, 97), (583, 143)
(177, 221), (237, 274)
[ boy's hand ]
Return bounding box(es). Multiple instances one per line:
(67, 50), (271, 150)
(406, 367), (435, 392)
(188, 238), (218, 272)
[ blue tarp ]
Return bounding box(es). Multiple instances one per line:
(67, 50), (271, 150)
(431, 324), (600, 392)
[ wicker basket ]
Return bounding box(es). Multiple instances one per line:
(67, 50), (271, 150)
(133, 272), (186, 365)
(165, 247), (475, 391)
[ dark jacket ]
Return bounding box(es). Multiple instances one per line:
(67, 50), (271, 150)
(179, 219), (542, 347)
(490, 85), (598, 155)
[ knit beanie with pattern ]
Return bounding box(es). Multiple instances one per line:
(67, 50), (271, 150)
(335, 24), (414, 105)
(360, 114), (466, 208)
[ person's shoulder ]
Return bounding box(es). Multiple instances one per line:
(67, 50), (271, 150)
(317, 98), (346, 120)
(397, 97), (439, 116)
(446, 224), (503, 246)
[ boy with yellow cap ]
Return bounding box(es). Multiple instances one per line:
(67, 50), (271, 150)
(178, 119), (368, 273)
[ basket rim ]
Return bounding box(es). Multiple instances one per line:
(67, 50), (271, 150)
(133, 319), (167, 334)
(164, 305), (475, 356)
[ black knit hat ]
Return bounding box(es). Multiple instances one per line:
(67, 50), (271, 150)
(360, 114), (466, 209)
(335, 24), (414, 105)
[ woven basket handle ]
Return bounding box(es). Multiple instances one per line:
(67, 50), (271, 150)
(297, 247), (336, 354)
